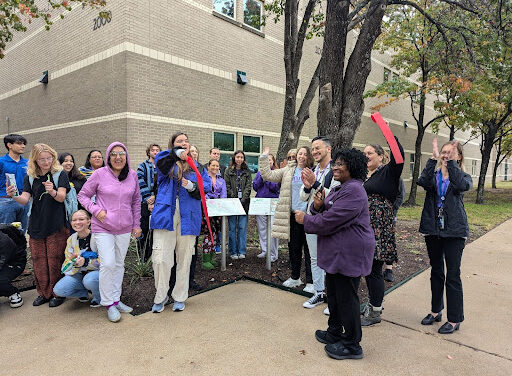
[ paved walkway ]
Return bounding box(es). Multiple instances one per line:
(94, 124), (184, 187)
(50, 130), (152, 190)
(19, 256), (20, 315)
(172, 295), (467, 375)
(1, 219), (512, 375)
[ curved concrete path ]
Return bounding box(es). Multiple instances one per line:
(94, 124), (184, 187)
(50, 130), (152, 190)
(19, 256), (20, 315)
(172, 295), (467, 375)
(1, 219), (512, 375)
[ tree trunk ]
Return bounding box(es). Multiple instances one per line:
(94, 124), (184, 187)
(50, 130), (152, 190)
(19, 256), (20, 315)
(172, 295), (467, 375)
(321, 0), (387, 148)
(476, 123), (499, 204)
(449, 124), (456, 141)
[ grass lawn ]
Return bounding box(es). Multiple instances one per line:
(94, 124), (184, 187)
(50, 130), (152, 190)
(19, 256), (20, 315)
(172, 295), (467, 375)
(398, 181), (512, 230)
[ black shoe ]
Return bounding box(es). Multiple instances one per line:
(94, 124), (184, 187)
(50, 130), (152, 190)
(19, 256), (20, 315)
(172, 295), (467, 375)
(315, 330), (340, 345)
(49, 297), (66, 307)
(189, 280), (202, 291)
(33, 295), (50, 306)
(383, 269), (394, 282)
(438, 322), (460, 334)
(324, 342), (363, 360)
(421, 312), (442, 325)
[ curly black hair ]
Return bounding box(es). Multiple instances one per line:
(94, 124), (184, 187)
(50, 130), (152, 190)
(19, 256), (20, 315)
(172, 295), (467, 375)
(331, 148), (368, 181)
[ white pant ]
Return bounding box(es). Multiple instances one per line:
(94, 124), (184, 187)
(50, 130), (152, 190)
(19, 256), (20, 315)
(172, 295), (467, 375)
(306, 233), (325, 292)
(255, 215), (278, 259)
(93, 232), (131, 306)
(152, 201), (195, 304)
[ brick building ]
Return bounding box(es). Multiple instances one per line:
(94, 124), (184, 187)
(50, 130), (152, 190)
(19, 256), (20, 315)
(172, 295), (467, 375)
(0, 0), (509, 188)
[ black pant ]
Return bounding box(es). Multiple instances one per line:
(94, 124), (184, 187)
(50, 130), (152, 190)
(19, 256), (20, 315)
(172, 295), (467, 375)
(139, 202), (153, 261)
(0, 264), (24, 297)
(326, 273), (362, 352)
(425, 236), (465, 323)
(289, 213), (312, 283)
(365, 259), (384, 307)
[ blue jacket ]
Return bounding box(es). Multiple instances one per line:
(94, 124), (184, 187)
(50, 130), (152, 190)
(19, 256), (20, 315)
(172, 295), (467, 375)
(0, 153), (28, 196)
(252, 171), (280, 198)
(150, 149), (212, 236)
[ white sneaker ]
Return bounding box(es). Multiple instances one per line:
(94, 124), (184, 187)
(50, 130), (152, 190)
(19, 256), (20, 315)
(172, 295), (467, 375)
(303, 283), (315, 294)
(115, 301), (133, 313)
(282, 278), (303, 288)
(257, 252), (266, 258)
(238, 254), (246, 259)
(107, 306), (121, 322)
(9, 292), (23, 308)
(230, 254), (239, 260)
(324, 306), (330, 315)
(303, 292), (325, 308)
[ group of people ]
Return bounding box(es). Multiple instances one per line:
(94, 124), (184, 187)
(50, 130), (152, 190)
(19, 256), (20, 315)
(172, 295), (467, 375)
(0, 130), (472, 360)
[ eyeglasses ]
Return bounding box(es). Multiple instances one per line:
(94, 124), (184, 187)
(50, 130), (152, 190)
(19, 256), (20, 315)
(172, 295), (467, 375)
(110, 151), (127, 157)
(37, 157), (54, 163)
(287, 156), (297, 161)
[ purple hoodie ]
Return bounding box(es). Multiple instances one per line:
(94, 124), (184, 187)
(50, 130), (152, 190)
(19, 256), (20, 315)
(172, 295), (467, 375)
(78, 142), (141, 235)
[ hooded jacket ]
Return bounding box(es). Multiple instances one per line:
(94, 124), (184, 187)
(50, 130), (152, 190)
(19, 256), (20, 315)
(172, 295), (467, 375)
(150, 148), (212, 236)
(78, 142), (141, 235)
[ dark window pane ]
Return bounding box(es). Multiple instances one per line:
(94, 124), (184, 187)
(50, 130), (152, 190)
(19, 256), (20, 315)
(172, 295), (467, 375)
(243, 135), (260, 153)
(213, 0), (235, 18)
(219, 153), (232, 169)
(214, 132), (235, 152)
(244, 0), (261, 30)
(246, 155), (259, 173)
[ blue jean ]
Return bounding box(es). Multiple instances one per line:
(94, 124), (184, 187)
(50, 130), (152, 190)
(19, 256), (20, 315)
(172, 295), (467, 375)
(53, 271), (100, 303)
(228, 215), (248, 256)
(0, 197), (30, 233)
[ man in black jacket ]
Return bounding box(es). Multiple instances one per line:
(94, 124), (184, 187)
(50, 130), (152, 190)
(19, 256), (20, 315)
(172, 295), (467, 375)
(0, 224), (27, 308)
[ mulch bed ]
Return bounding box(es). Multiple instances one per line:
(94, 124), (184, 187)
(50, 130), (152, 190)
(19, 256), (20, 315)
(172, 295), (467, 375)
(13, 217), (488, 315)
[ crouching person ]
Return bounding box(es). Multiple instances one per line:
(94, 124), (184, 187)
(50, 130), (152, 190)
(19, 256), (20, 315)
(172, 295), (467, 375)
(0, 224), (27, 308)
(53, 210), (101, 307)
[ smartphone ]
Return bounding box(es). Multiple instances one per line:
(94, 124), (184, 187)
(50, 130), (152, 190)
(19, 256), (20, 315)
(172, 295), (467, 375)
(5, 173), (19, 196)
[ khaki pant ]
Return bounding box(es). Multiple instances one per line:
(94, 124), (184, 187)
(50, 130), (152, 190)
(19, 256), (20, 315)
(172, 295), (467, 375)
(152, 200), (195, 304)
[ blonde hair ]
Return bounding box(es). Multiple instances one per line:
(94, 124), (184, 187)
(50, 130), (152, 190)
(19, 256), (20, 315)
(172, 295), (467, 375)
(436, 141), (465, 171)
(27, 143), (62, 177)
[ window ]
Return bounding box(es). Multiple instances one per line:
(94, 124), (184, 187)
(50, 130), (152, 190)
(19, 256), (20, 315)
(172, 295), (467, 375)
(383, 68), (391, 82)
(471, 160), (477, 176)
(505, 161), (509, 181)
(213, 0), (235, 19)
(243, 135), (261, 173)
(213, 132), (235, 167)
(409, 153), (415, 177)
(243, 0), (262, 30)
(392, 72), (399, 81)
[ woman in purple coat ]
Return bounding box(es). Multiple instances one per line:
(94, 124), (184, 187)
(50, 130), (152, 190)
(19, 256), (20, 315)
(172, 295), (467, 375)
(295, 148), (375, 360)
(252, 153), (280, 261)
(201, 159), (227, 269)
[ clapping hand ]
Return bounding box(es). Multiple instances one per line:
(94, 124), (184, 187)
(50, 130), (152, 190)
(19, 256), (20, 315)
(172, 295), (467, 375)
(301, 168), (315, 189)
(432, 138), (439, 159)
(313, 187), (325, 211)
(263, 146), (270, 155)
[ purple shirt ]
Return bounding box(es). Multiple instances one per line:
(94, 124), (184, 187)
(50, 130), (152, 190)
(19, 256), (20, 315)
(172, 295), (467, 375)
(206, 175), (227, 199)
(435, 169), (450, 209)
(303, 179), (375, 277)
(252, 171), (280, 198)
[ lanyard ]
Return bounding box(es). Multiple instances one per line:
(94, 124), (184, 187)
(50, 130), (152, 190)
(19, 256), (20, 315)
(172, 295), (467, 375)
(315, 165), (327, 182)
(437, 171), (449, 207)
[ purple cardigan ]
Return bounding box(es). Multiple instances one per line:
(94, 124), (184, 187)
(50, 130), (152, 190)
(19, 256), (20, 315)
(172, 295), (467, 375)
(206, 175), (227, 199)
(303, 179), (375, 277)
(253, 171), (280, 198)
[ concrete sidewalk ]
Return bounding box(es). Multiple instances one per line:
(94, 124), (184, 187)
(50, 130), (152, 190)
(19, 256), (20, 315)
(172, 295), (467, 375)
(1, 219), (512, 375)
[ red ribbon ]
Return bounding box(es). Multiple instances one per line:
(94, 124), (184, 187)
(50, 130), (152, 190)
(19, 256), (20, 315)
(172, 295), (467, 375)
(370, 112), (404, 164)
(186, 157), (214, 244)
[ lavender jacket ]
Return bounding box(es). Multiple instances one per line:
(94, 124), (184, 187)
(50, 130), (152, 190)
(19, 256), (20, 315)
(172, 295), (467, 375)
(252, 171), (280, 198)
(78, 142), (141, 235)
(206, 175), (227, 199)
(303, 179), (375, 277)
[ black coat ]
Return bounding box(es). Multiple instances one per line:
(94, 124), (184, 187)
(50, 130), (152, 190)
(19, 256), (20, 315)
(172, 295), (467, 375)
(224, 167), (252, 214)
(0, 225), (27, 270)
(417, 159), (472, 238)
